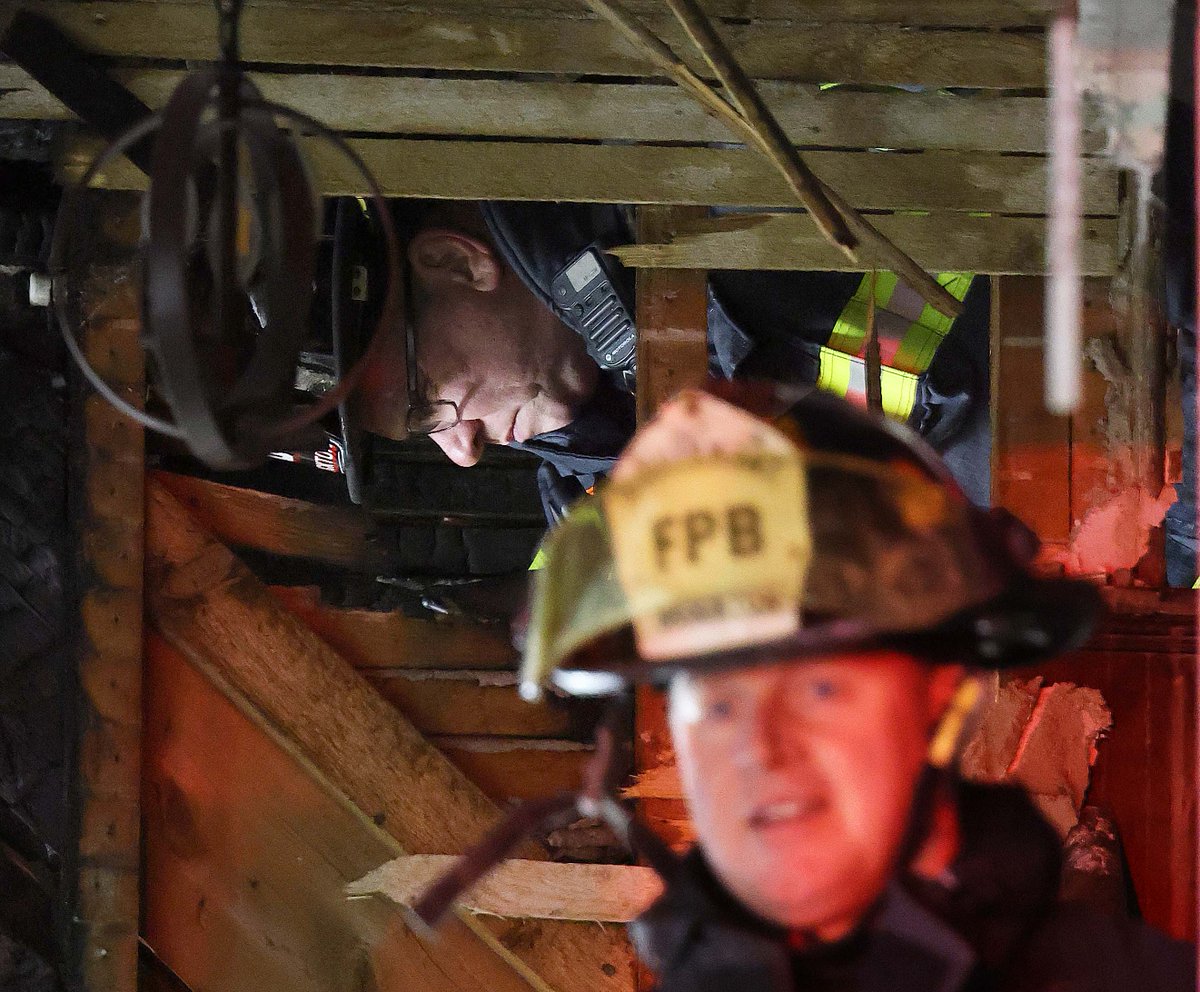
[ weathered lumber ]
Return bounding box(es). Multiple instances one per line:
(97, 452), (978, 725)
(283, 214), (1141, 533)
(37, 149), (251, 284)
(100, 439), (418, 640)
(0, 65), (1103, 155)
(62, 138), (1119, 215)
(19, 3), (1047, 87)
(610, 213), (1119, 276)
(56, 0), (1056, 27)
(145, 481), (635, 992)
(350, 858), (663, 923)
(588, 0), (854, 255)
(635, 206), (709, 423)
(631, 207), (708, 901)
(433, 737), (593, 804)
(70, 194), (144, 992)
(363, 671), (585, 739)
(144, 635), (542, 992)
(268, 586), (518, 671)
(153, 471), (384, 572)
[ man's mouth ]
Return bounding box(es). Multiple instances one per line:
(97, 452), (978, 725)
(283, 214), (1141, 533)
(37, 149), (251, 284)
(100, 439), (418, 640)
(748, 797), (828, 829)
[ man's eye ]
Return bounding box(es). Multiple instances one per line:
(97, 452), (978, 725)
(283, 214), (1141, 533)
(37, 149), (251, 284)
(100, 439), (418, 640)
(807, 679), (840, 702)
(706, 699), (735, 720)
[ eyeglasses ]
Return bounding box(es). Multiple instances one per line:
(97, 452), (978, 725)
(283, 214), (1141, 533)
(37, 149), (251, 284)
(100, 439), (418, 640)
(402, 259), (461, 437)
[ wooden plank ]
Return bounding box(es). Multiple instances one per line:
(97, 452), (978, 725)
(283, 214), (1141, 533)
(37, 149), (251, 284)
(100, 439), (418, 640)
(71, 194), (143, 992)
(144, 634), (543, 992)
(153, 471), (384, 572)
(349, 857), (663, 923)
(610, 214), (1118, 275)
(63, 137), (1119, 214)
(363, 672), (587, 739)
(144, 482), (636, 992)
(432, 738), (592, 804)
(21, 3), (1046, 87)
(268, 586), (518, 672)
(631, 207), (706, 966)
(0, 64), (1102, 155)
(98, 0), (1057, 28)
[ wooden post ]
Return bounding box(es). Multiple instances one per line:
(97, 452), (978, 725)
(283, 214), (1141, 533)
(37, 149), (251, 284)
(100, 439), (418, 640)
(634, 205), (709, 424)
(67, 192), (145, 992)
(631, 206), (710, 989)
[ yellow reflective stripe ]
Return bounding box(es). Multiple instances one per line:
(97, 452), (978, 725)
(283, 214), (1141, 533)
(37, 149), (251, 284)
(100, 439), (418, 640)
(890, 272), (975, 376)
(816, 346), (856, 396)
(529, 546), (547, 571)
(826, 271), (898, 355)
(817, 348), (919, 420)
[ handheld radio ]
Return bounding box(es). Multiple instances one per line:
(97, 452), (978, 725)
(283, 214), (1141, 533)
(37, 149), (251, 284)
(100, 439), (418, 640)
(551, 248), (637, 391)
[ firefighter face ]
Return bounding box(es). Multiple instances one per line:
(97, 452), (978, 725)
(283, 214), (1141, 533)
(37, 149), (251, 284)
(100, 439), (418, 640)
(668, 651), (963, 940)
(406, 227), (600, 467)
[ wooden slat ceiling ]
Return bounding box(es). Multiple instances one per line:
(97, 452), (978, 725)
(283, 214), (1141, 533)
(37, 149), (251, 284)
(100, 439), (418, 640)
(1, 0), (1119, 273)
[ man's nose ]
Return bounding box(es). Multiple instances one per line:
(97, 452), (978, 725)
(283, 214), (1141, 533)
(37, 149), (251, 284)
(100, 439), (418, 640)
(431, 420), (485, 467)
(733, 685), (792, 772)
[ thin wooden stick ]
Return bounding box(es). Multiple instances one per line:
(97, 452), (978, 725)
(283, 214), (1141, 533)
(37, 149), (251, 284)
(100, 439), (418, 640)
(586, 0), (965, 319)
(586, 0), (855, 258)
(662, 0), (854, 253)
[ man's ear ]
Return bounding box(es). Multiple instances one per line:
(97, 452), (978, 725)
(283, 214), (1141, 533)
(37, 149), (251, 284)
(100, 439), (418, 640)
(409, 228), (501, 292)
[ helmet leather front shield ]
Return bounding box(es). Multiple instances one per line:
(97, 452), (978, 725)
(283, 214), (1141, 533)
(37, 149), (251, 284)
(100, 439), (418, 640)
(521, 446), (1009, 698)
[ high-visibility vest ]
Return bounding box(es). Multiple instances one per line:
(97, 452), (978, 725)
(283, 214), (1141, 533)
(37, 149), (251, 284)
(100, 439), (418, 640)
(816, 271), (975, 420)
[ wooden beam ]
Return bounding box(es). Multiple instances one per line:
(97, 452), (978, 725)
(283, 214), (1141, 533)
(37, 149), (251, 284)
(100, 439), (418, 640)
(0, 65), (1105, 155)
(153, 471), (385, 572)
(145, 481), (635, 992)
(70, 192), (144, 992)
(432, 738), (593, 804)
(268, 586), (518, 672)
(62, 138), (1119, 215)
(69, 0), (1056, 27)
(349, 858), (663, 923)
(144, 634), (542, 992)
(363, 670), (591, 739)
(610, 213), (1118, 276)
(635, 205), (714, 424)
(22, 3), (1046, 87)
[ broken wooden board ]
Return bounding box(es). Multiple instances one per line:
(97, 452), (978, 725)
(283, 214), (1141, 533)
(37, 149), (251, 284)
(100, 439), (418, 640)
(145, 481), (636, 992)
(960, 678), (1112, 837)
(348, 858), (663, 923)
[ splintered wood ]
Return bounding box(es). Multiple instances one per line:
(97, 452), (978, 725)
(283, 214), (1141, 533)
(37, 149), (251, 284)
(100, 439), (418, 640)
(349, 858), (663, 924)
(960, 677), (1112, 837)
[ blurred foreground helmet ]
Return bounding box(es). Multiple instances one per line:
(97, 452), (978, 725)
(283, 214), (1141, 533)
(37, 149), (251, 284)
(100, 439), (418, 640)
(521, 385), (1101, 699)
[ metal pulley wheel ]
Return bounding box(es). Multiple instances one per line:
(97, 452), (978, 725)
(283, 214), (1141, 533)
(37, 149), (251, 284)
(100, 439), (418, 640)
(49, 0), (402, 470)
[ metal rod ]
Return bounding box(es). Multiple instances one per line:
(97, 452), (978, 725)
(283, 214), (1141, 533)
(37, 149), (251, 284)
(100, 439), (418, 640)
(1045, 6), (1084, 414)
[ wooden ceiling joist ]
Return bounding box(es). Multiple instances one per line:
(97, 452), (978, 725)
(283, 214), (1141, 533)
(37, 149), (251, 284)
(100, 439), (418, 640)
(145, 480), (636, 992)
(7, 2), (1047, 86)
(2, 0), (1120, 275)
